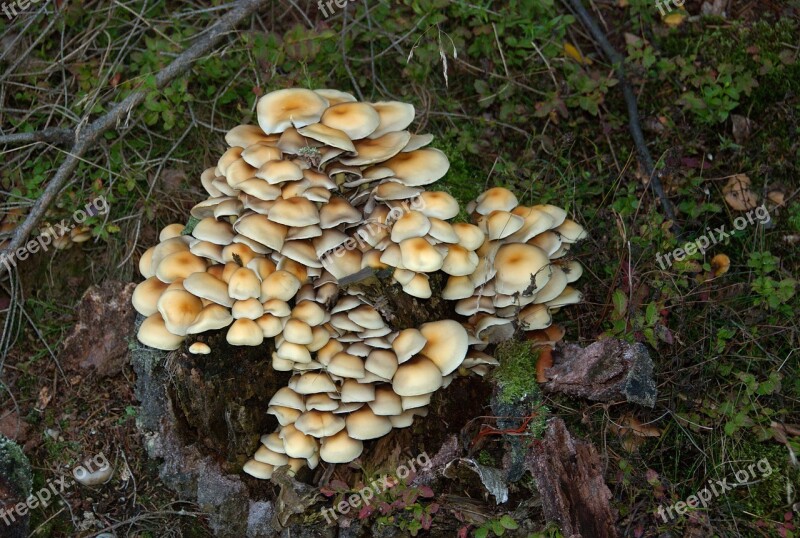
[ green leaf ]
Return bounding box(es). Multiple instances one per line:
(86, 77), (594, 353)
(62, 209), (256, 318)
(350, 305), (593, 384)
(612, 290), (628, 316)
(499, 515), (518, 529)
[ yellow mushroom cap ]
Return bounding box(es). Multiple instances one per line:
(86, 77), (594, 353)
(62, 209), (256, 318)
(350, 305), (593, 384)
(257, 88), (329, 134)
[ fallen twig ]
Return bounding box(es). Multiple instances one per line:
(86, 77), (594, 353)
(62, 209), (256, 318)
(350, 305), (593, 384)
(563, 0), (677, 225)
(0, 0), (265, 278)
(0, 127), (74, 146)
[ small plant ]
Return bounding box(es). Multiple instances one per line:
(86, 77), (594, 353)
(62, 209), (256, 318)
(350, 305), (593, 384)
(747, 252), (796, 314)
(473, 514), (519, 537)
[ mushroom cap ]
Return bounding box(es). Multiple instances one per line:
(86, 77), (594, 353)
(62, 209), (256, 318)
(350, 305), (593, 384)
(401, 392), (432, 410)
(157, 289), (204, 336)
(534, 265), (568, 303)
(314, 89), (357, 105)
(232, 298), (265, 319)
(475, 187), (519, 215)
(442, 245), (480, 276)
(269, 387), (306, 410)
(234, 213), (288, 252)
(391, 211), (431, 242)
(188, 342), (211, 355)
(545, 286), (583, 308)
(276, 341), (312, 363)
(228, 267), (262, 300)
(297, 123), (355, 152)
(243, 459), (274, 479)
(293, 372), (337, 394)
(451, 223), (485, 251)
(369, 386), (403, 416)
(295, 410), (346, 438)
(382, 149), (450, 186)
(193, 217), (235, 245)
(531, 204), (567, 227)
(392, 356), (443, 396)
(306, 393), (339, 411)
(389, 408), (427, 428)
(279, 423), (319, 459)
(225, 124), (271, 148)
(241, 143), (282, 168)
(255, 159), (304, 184)
(419, 320), (469, 375)
(341, 131), (410, 166)
(320, 102), (380, 140)
(485, 210), (525, 240)
(187, 304), (234, 334)
(132, 277), (170, 316)
(427, 218), (459, 243)
(345, 406), (393, 440)
(256, 313), (285, 338)
(369, 101), (415, 139)
(493, 243), (551, 295)
(328, 352), (366, 379)
(260, 270), (301, 302)
(137, 313), (186, 350)
(291, 300), (326, 326)
(320, 197), (361, 228)
(417, 191), (459, 220)
(399, 237), (443, 272)
(254, 445), (290, 466)
(340, 379), (375, 403)
(554, 219), (588, 242)
(365, 349), (399, 379)
(518, 303), (552, 330)
(442, 275), (475, 300)
(402, 273), (432, 299)
(226, 318), (264, 346)
(560, 260), (583, 283)
(320, 430), (364, 463)
(257, 88), (329, 134)
(391, 328), (427, 364)
(159, 223), (185, 241)
(347, 305), (385, 330)
(268, 405), (302, 426)
(156, 251), (207, 283)
(269, 197), (320, 227)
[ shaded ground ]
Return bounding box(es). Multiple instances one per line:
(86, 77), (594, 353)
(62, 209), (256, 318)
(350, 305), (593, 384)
(0, 0), (799, 536)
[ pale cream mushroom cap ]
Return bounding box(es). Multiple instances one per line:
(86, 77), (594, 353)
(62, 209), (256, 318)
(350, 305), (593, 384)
(159, 223), (185, 241)
(391, 328), (427, 364)
(391, 211), (431, 242)
(193, 217), (235, 245)
(157, 289), (203, 336)
(295, 410), (346, 438)
(417, 191), (459, 220)
(222, 242), (258, 265)
(283, 318), (314, 345)
(293, 372), (337, 394)
(279, 423), (319, 459)
(402, 273), (432, 299)
(269, 197), (320, 227)
(508, 206), (556, 242)
(365, 349), (399, 379)
(485, 210), (525, 240)
(451, 223), (485, 251)
(389, 408), (428, 428)
(297, 123), (355, 152)
(276, 341), (312, 363)
(225, 158), (259, 187)
(232, 298), (264, 319)
(261, 432), (286, 453)
(243, 459), (274, 480)
(399, 237), (443, 272)
(534, 265), (568, 303)
(442, 245), (480, 276)
(189, 241), (224, 264)
(257, 88), (329, 134)
(137, 313), (185, 350)
(314, 89), (357, 105)
(188, 342), (211, 355)
(369, 386), (403, 416)
(401, 392), (432, 410)
(427, 218), (459, 243)
(228, 267), (262, 300)
(306, 393), (339, 412)
(226, 318), (264, 346)
(419, 319), (469, 375)
(254, 445), (290, 466)
(320, 197), (361, 228)
(217, 146), (244, 175)
(268, 405), (302, 426)
(256, 313), (285, 338)
(340, 379), (375, 403)
(328, 352), (366, 379)
(139, 246), (156, 278)
(132, 277), (169, 316)
(241, 143), (282, 168)
(347, 305), (385, 330)
(247, 257), (277, 280)
(475, 187), (519, 215)
(545, 286), (583, 308)
(392, 356), (443, 396)
(156, 251), (207, 283)
(369, 101), (415, 139)
(493, 243), (551, 295)
(531, 204), (567, 227)
(382, 149), (450, 186)
(320, 429), (364, 463)
(528, 231), (562, 257)
(345, 406), (393, 440)
(320, 102), (380, 140)
(341, 131), (410, 166)
(255, 160), (303, 184)
(187, 304), (234, 334)
(225, 124), (271, 148)
(518, 303), (553, 330)
(263, 299), (291, 317)
(554, 219), (588, 242)
(269, 387), (306, 410)
(442, 275), (475, 300)
(260, 270), (301, 302)
(320, 248), (362, 281)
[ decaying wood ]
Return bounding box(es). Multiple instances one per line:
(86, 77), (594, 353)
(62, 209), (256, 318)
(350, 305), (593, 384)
(526, 417), (618, 538)
(543, 339), (657, 407)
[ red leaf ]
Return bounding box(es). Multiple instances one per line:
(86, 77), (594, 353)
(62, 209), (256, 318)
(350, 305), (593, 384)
(419, 485), (434, 498)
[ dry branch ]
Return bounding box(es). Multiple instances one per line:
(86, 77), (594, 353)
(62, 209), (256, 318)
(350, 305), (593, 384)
(563, 0), (677, 224)
(0, 0), (265, 278)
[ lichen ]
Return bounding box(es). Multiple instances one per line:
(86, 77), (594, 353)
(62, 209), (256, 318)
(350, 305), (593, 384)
(0, 435), (32, 498)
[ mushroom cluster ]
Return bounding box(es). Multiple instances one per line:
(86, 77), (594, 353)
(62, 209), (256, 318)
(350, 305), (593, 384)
(131, 88), (586, 480)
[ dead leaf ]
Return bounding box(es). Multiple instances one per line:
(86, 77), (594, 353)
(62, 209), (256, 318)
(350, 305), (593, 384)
(663, 11), (687, 27)
(768, 190), (786, 207)
(710, 253), (730, 276)
(731, 114), (752, 144)
(36, 386), (52, 411)
(722, 174), (758, 211)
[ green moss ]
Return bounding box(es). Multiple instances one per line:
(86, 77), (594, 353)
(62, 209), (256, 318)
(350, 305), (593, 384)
(492, 341), (542, 405)
(0, 435), (32, 498)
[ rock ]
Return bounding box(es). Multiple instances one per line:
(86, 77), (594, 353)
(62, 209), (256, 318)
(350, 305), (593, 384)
(0, 435), (32, 538)
(61, 280), (137, 376)
(526, 418), (617, 538)
(543, 339), (657, 407)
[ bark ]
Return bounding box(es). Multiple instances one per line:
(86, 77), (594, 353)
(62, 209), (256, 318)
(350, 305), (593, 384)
(526, 418), (618, 538)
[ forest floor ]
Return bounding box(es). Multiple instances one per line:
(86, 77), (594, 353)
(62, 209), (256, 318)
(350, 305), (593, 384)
(0, 0), (799, 536)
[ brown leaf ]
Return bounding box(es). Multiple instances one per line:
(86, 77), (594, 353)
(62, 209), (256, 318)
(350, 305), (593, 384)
(36, 386), (52, 411)
(722, 174), (758, 211)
